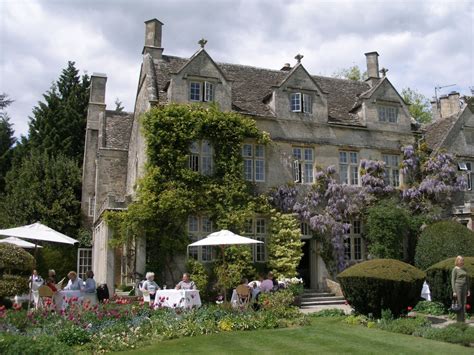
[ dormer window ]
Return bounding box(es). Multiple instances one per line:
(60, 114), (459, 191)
(378, 105), (398, 123)
(189, 81), (214, 102)
(290, 93), (312, 113)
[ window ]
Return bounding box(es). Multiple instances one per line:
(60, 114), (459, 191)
(88, 196), (95, 217)
(188, 216), (215, 262)
(293, 147), (314, 184)
(290, 93), (312, 113)
(77, 248), (93, 280)
(339, 151), (359, 185)
(459, 162), (473, 190)
(382, 154), (400, 187)
(301, 222), (312, 238)
(344, 220), (363, 261)
(243, 217), (267, 262)
(189, 81), (214, 102)
(188, 141), (213, 175)
(242, 143), (265, 182)
(378, 106), (398, 123)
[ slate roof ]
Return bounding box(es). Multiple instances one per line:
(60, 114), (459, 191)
(104, 110), (134, 150)
(155, 55), (371, 126)
(423, 112), (460, 151)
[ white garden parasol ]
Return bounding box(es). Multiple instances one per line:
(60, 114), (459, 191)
(188, 230), (263, 301)
(0, 236), (43, 249)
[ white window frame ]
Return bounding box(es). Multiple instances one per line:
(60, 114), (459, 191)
(344, 220), (363, 261)
(242, 143), (265, 182)
(188, 216), (215, 262)
(77, 248), (93, 281)
(243, 218), (267, 262)
(290, 92), (312, 113)
(293, 147), (314, 184)
(189, 81), (214, 102)
(88, 196), (96, 217)
(301, 222), (312, 239)
(382, 154), (400, 187)
(188, 141), (213, 175)
(378, 105), (398, 123)
(339, 151), (359, 185)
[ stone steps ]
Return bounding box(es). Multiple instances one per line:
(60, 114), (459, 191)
(300, 289), (346, 309)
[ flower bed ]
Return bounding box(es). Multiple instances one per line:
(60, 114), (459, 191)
(0, 293), (307, 353)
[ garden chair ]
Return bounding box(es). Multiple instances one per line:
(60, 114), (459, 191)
(235, 284), (251, 308)
(37, 285), (54, 309)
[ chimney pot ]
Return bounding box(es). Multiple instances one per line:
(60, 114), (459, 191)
(90, 73), (107, 104)
(143, 19), (164, 59)
(364, 51), (380, 79)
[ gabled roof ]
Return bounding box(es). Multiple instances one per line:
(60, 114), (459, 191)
(175, 48), (229, 82)
(154, 54), (371, 125)
(424, 109), (464, 151)
(104, 110), (134, 150)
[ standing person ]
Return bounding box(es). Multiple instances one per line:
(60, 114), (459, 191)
(175, 273), (196, 290)
(63, 271), (83, 291)
(452, 255), (471, 322)
(48, 269), (57, 283)
(84, 271), (96, 293)
(141, 272), (160, 303)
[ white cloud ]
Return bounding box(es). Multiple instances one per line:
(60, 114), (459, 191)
(1, 0), (472, 138)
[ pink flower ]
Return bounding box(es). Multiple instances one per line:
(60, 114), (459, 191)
(467, 304), (471, 311)
(407, 306), (413, 311)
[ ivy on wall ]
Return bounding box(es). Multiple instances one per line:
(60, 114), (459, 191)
(105, 104), (270, 279)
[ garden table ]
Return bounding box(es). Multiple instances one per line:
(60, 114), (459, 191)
(153, 289), (201, 309)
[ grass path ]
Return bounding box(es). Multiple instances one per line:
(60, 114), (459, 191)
(122, 317), (473, 354)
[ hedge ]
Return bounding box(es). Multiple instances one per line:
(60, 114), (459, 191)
(426, 257), (474, 309)
(337, 259), (425, 317)
(0, 243), (35, 273)
(415, 221), (474, 271)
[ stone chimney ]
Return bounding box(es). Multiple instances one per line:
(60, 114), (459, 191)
(364, 51), (380, 87)
(431, 99), (440, 121)
(143, 19), (163, 60)
(90, 73), (107, 104)
(440, 92), (461, 118)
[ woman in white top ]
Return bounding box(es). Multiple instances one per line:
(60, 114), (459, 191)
(64, 271), (83, 291)
(141, 272), (160, 303)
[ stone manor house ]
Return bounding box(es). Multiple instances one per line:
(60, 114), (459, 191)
(80, 19), (474, 292)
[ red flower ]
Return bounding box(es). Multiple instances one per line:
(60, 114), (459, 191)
(407, 306), (413, 311)
(467, 304), (471, 310)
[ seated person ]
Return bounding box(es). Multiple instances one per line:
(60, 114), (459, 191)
(63, 271), (83, 291)
(175, 273), (196, 290)
(141, 272), (160, 302)
(260, 273), (274, 293)
(84, 270), (96, 293)
(45, 277), (58, 292)
(268, 271), (279, 289)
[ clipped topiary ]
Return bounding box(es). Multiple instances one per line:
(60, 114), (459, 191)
(0, 243), (35, 299)
(415, 221), (474, 271)
(426, 257), (474, 310)
(0, 243), (35, 273)
(337, 259), (425, 317)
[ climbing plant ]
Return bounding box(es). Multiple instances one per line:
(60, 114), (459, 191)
(105, 104), (270, 281)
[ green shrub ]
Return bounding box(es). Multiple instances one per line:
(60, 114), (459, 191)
(378, 316), (431, 335)
(422, 324), (471, 346)
(186, 258), (209, 299)
(57, 325), (92, 346)
(0, 334), (70, 354)
(312, 308), (346, 318)
(0, 243), (34, 273)
(426, 257), (474, 308)
(337, 259), (425, 317)
(413, 300), (446, 315)
(415, 221), (474, 270)
(0, 274), (29, 299)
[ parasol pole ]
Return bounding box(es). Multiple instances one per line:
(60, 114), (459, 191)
(221, 244), (227, 302)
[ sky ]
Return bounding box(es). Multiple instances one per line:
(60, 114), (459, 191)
(1, 0), (473, 138)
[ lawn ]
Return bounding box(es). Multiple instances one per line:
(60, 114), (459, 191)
(122, 317), (473, 354)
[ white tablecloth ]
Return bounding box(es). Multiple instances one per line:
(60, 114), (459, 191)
(153, 289), (201, 309)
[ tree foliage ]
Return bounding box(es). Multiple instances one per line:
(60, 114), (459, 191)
(401, 87), (432, 124)
(0, 244), (35, 298)
(332, 65), (366, 81)
(105, 104), (270, 283)
(0, 94), (16, 193)
(28, 61), (90, 162)
(0, 152), (82, 238)
(267, 211), (303, 278)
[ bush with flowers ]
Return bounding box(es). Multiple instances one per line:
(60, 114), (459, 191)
(280, 277), (304, 296)
(0, 292), (307, 353)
